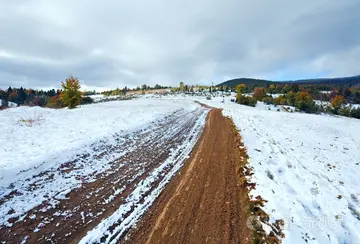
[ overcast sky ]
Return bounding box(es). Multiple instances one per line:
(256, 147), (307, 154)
(0, 0), (359, 90)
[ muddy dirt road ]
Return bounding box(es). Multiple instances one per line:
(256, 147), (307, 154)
(123, 108), (253, 244)
(0, 106), (273, 244)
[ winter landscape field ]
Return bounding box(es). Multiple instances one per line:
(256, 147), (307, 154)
(2, 0), (360, 243)
(0, 98), (209, 242)
(1, 94), (359, 243)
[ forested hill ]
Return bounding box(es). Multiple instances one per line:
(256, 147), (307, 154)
(217, 75), (360, 88)
(217, 78), (271, 88)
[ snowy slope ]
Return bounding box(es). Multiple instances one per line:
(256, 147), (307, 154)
(199, 96), (360, 244)
(0, 98), (199, 185)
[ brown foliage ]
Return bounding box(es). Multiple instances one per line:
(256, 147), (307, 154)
(331, 95), (345, 110)
(253, 87), (267, 101)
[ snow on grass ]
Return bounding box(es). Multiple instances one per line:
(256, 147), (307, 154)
(0, 98), (198, 184)
(0, 98), (201, 226)
(198, 96), (360, 244)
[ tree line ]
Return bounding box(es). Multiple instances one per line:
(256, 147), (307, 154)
(0, 86), (64, 108)
(0, 77), (173, 110)
(0, 76), (86, 109)
(234, 83), (360, 119)
(101, 84), (170, 96)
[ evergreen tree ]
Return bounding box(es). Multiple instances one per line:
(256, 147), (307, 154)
(141, 84), (148, 90)
(179, 81), (185, 92)
(18, 87), (27, 104)
(50, 89), (56, 97)
(290, 84), (300, 93)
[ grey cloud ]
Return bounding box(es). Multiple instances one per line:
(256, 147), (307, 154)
(0, 0), (359, 90)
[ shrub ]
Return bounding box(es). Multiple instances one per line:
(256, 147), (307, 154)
(331, 95), (345, 111)
(339, 106), (351, 117)
(282, 84), (291, 94)
(294, 92), (317, 113)
(262, 96), (274, 105)
(46, 95), (64, 108)
(253, 87), (267, 101)
(236, 94), (257, 107)
(24, 95), (47, 107)
(273, 95), (285, 105)
(61, 76), (82, 109)
(285, 91), (296, 106)
(350, 107), (360, 119)
(81, 96), (94, 105)
(236, 84), (248, 94)
(267, 84), (276, 94)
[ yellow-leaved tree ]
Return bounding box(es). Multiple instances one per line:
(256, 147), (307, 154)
(331, 95), (345, 111)
(236, 84), (247, 94)
(61, 76), (82, 109)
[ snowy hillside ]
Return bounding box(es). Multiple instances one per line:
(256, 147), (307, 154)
(200, 97), (360, 243)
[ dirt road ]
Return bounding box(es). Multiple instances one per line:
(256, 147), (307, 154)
(0, 105), (280, 243)
(123, 108), (254, 244)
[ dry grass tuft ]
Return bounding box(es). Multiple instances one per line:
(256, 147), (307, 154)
(18, 111), (45, 127)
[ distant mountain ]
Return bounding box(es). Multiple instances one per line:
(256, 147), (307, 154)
(217, 75), (360, 88)
(217, 78), (271, 88)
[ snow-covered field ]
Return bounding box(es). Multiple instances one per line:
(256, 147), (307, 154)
(0, 99), (196, 182)
(2, 94), (360, 243)
(198, 96), (360, 244)
(0, 98), (208, 241)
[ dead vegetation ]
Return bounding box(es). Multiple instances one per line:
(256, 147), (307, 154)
(18, 110), (45, 127)
(231, 122), (284, 243)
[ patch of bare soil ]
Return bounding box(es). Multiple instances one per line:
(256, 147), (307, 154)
(123, 108), (282, 244)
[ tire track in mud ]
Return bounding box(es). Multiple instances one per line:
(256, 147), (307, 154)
(123, 108), (255, 244)
(0, 107), (208, 244)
